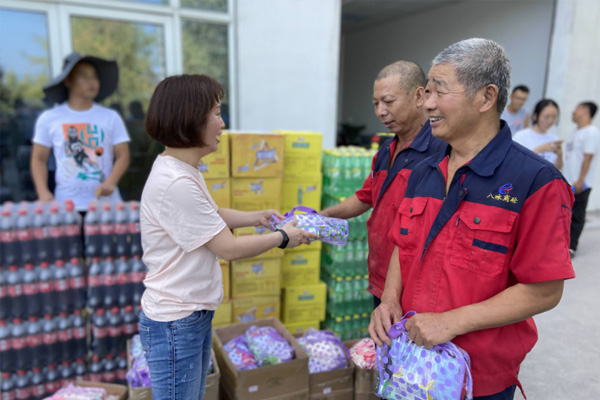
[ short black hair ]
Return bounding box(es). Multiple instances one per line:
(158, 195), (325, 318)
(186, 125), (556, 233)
(532, 99), (559, 126)
(581, 101), (598, 119)
(512, 85), (529, 94)
(146, 74), (224, 148)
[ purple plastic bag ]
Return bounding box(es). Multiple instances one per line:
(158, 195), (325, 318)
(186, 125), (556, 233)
(375, 311), (473, 400)
(297, 328), (349, 373)
(269, 206), (348, 245)
(224, 335), (258, 371)
(245, 326), (295, 367)
(126, 334), (152, 388)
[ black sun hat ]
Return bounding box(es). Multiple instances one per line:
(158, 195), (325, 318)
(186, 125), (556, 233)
(43, 52), (119, 105)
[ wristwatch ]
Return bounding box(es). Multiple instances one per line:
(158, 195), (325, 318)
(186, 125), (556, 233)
(276, 229), (289, 249)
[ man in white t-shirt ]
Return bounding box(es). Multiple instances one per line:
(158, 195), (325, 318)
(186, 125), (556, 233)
(563, 101), (600, 256)
(501, 85), (530, 136)
(31, 52), (130, 211)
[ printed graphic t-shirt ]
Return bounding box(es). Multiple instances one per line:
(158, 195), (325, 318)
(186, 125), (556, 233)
(33, 103), (130, 210)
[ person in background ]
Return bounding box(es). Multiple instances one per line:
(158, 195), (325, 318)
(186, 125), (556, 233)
(513, 99), (563, 169)
(501, 85), (530, 135)
(31, 52), (130, 211)
(370, 38), (574, 399)
(563, 101), (600, 257)
(320, 61), (446, 309)
(138, 74), (317, 400)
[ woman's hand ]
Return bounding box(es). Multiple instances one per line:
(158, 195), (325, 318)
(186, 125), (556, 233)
(257, 209), (284, 228)
(534, 140), (563, 154)
(281, 219), (319, 248)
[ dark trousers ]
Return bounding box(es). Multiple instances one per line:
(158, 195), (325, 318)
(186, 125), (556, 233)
(373, 295), (381, 309)
(570, 188), (592, 251)
(474, 385), (516, 400)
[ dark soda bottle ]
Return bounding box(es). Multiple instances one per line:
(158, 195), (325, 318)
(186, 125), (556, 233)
(122, 305), (138, 338)
(56, 312), (73, 364)
(29, 367), (46, 399)
(114, 203), (129, 258)
(15, 206), (33, 266)
(0, 320), (13, 373)
(103, 353), (117, 384)
(91, 308), (108, 358)
(70, 309), (87, 360)
(84, 201), (100, 258)
(10, 319), (27, 372)
(38, 262), (55, 316)
(47, 203), (65, 263)
(107, 307), (123, 356)
(63, 200), (82, 259)
(128, 202), (142, 257)
(21, 263), (40, 318)
(72, 358), (88, 382)
(116, 352), (127, 384)
(58, 360), (73, 388)
(6, 265), (23, 319)
(25, 316), (42, 370)
(88, 355), (104, 382)
(115, 256), (131, 307)
(102, 258), (117, 309)
(130, 256), (147, 306)
(99, 202), (115, 258)
(53, 260), (70, 313)
(0, 207), (17, 268)
(14, 370), (30, 400)
(67, 258), (86, 311)
(43, 364), (60, 396)
(0, 267), (9, 321)
(1, 372), (15, 400)
(41, 314), (58, 367)
(87, 257), (103, 310)
(31, 205), (49, 264)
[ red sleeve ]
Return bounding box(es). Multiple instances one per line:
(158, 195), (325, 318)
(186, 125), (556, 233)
(388, 197), (408, 247)
(355, 153), (377, 205)
(510, 178), (575, 283)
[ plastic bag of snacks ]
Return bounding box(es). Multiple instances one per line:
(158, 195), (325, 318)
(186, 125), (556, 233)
(375, 311), (473, 400)
(224, 335), (258, 370)
(269, 206), (348, 245)
(126, 334), (151, 388)
(44, 383), (120, 399)
(350, 338), (377, 370)
(296, 328), (349, 373)
(245, 326), (295, 367)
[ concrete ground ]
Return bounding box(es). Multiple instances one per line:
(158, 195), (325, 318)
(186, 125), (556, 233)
(515, 211), (600, 399)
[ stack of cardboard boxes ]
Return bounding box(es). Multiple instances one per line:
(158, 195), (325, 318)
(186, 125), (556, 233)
(276, 131), (327, 335)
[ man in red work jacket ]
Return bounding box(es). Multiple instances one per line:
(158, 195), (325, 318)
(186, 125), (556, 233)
(370, 39), (575, 399)
(321, 60), (447, 307)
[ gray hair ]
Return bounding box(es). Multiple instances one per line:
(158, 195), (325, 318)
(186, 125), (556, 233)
(376, 61), (427, 94)
(432, 38), (511, 113)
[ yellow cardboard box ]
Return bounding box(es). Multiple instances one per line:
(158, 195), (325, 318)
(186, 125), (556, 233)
(284, 320), (320, 335)
(285, 240), (322, 253)
(231, 178), (282, 212)
(213, 300), (232, 327)
(281, 249), (321, 287)
(231, 258), (281, 298)
(232, 295), (281, 323)
(197, 130), (230, 178)
(281, 281), (327, 323)
(282, 174), (322, 212)
(233, 226), (284, 259)
(230, 131), (284, 178)
(220, 260), (230, 301)
(275, 130), (323, 177)
(205, 178), (230, 209)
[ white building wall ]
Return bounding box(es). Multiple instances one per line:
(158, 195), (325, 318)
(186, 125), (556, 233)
(546, 0), (600, 210)
(340, 0), (555, 136)
(235, 0), (342, 148)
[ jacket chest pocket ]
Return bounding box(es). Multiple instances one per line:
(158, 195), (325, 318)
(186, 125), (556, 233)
(449, 207), (517, 277)
(396, 197), (428, 256)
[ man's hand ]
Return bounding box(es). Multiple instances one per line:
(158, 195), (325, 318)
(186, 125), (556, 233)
(95, 181), (116, 198)
(404, 312), (458, 349)
(368, 301), (403, 347)
(257, 209), (284, 228)
(573, 180), (585, 195)
(319, 208), (331, 217)
(38, 190), (55, 202)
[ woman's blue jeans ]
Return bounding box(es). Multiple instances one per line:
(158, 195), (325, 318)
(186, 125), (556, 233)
(139, 309), (214, 400)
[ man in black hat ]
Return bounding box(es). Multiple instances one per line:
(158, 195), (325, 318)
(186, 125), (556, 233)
(30, 52), (130, 211)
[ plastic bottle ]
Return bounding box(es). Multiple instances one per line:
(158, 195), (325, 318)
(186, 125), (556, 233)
(0, 207), (17, 268)
(107, 307), (123, 356)
(21, 263), (40, 318)
(43, 364), (60, 396)
(72, 358), (88, 382)
(122, 305), (138, 337)
(70, 309), (87, 360)
(88, 355), (104, 382)
(0, 320), (13, 373)
(84, 200), (100, 258)
(14, 369), (30, 400)
(68, 258), (86, 311)
(63, 199), (82, 259)
(130, 256), (147, 305)
(91, 308), (108, 358)
(25, 316), (42, 370)
(6, 266), (23, 320)
(38, 262), (55, 316)
(115, 256), (131, 307)
(45, 202), (65, 263)
(58, 360), (73, 388)
(116, 352), (128, 384)
(1, 372), (15, 400)
(344, 241), (356, 276)
(99, 202), (115, 258)
(41, 314), (58, 367)
(53, 260), (71, 313)
(11, 319), (27, 371)
(102, 257), (117, 309)
(31, 204), (49, 264)
(56, 312), (73, 364)
(103, 353), (118, 383)
(0, 267), (8, 321)
(15, 205), (33, 266)
(114, 203), (129, 258)
(128, 202), (142, 257)
(87, 257), (103, 310)
(30, 367), (46, 399)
